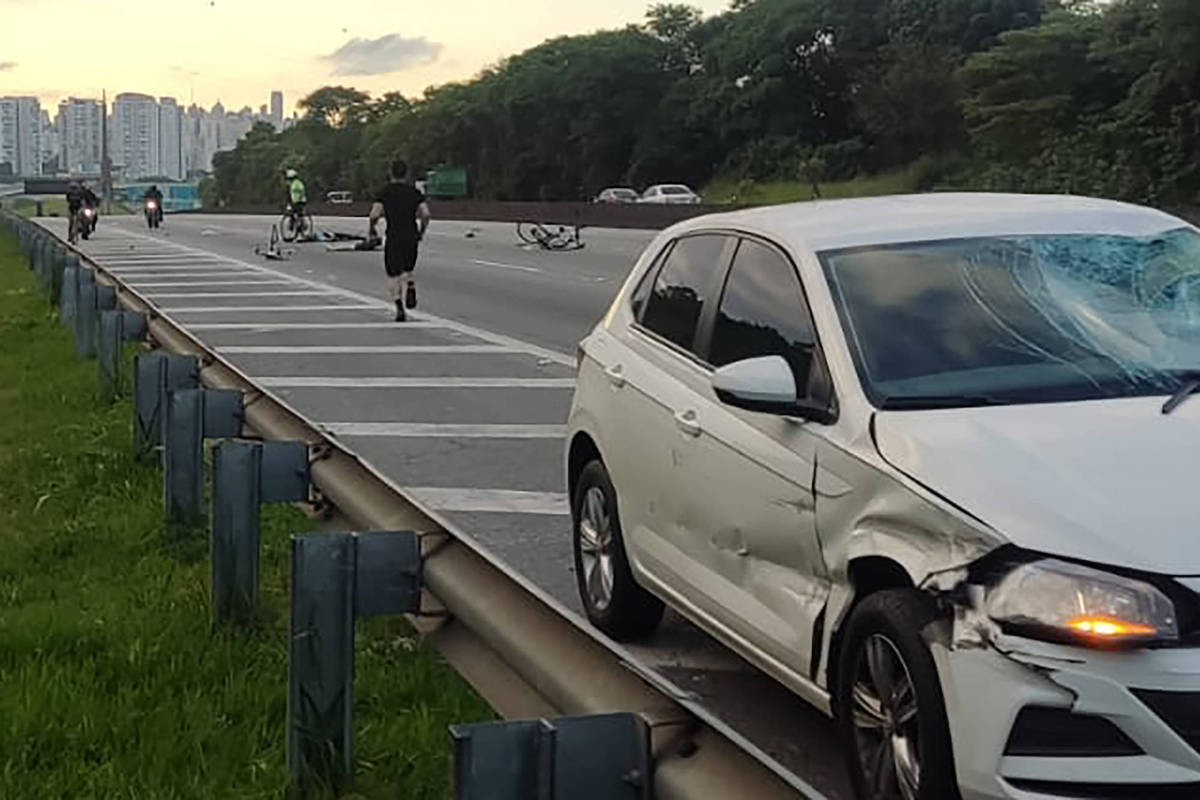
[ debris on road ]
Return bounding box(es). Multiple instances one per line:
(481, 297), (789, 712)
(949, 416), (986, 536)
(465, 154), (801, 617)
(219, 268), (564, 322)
(252, 224), (294, 261)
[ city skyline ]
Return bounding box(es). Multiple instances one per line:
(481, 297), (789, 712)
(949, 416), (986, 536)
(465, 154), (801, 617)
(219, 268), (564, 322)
(0, 0), (727, 112)
(0, 89), (290, 180)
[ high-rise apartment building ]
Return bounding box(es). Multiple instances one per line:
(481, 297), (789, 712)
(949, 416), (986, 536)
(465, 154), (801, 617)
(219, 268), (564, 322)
(159, 97), (184, 180)
(57, 97), (104, 174)
(111, 92), (160, 179)
(270, 91), (283, 130)
(0, 96), (43, 177)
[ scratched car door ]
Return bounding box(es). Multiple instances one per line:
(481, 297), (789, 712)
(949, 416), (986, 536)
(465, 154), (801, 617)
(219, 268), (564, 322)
(681, 236), (832, 679)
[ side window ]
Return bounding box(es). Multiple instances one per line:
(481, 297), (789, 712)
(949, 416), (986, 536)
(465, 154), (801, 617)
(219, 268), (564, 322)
(630, 242), (673, 319)
(709, 239), (817, 382)
(640, 235), (727, 352)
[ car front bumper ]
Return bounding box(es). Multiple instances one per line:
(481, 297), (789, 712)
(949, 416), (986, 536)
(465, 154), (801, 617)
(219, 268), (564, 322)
(934, 634), (1200, 799)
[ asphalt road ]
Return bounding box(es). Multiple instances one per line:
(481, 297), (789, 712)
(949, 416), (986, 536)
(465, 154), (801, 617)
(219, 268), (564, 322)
(44, 212), (852, 799)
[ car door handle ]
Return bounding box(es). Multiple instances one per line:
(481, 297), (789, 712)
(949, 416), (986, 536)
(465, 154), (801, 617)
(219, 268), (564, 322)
(674, 409), (702, 437)
(605, 364), (626, 388)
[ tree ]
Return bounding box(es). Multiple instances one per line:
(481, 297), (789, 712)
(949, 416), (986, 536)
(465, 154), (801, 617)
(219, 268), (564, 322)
(298, 86), (371, 127)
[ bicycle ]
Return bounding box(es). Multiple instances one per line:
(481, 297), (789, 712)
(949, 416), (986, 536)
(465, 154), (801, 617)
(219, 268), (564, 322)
(516, 221), (585, 251)
(279, 204), (314, 243)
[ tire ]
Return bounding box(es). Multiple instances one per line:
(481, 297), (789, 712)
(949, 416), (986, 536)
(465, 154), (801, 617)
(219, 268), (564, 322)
(279, 213), (297, 242)
(571, 460), (664, 640)
(835, 589), (960, 800)
(516, 221), (542, 244)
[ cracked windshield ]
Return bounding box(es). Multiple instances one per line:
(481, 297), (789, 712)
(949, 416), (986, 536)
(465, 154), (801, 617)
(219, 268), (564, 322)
(1, 2), (1198, 800)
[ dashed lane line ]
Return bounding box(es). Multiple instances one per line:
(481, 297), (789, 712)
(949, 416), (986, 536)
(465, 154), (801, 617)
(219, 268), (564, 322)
(323, 422), (567, 438)
(404, 488), (569, 516)
(217, 345), (519, 355)
(260, 376), (574, 388)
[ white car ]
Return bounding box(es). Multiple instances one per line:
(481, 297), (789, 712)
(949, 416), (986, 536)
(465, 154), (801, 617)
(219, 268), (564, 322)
(595, 187), (640, 204)
(566, 194), (1200, 800)
(639, 184), (701, 205)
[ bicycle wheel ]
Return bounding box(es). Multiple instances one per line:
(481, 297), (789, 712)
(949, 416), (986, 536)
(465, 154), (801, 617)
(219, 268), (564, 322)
(300, 211), (315, 241)
(279, 213), (298, 243)
(516, 221), (544, 245)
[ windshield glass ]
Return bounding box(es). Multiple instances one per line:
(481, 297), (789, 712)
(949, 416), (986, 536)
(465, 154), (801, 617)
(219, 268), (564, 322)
(661, 186), (690, 195)
(822, 228), (1200, 409)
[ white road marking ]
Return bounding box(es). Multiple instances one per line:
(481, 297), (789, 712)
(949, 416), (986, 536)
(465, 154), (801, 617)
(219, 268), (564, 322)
(405, 487), (569, 516)
(260, 376), (574, 388)
(218, 345), (518, 354)
(324, 422), (567, 438)
(107, 266), (256, 273)
(125, 280), (301, 288)
(112, 272), (268, 279)
(470, 258), (541, 274)
(144, 291), (336, 299)
(186, 322), (432, 330)
(166, 305), (381, 313)
(92, 226), (577, 368)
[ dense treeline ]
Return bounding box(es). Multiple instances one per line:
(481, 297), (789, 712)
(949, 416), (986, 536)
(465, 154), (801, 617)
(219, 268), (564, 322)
(207, 0), (1199, 207)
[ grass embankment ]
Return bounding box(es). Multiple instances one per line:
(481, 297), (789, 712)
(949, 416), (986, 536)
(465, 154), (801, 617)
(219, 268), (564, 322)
(0, 228), (492, 798)
(6, 197), (135, 218)
(703, 159), (939, 206)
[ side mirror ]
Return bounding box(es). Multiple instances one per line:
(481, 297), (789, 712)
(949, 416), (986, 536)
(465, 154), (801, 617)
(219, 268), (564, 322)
(711, 355), (836, 424)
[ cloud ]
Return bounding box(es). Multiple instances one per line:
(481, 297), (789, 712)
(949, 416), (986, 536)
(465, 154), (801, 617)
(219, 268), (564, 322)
(0, 62), (16, 72)
(320, 34), (441, 77)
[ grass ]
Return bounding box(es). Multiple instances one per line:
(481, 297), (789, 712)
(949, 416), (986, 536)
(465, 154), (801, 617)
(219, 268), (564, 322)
(5, 197), (135, 218)
(703, 159), (938, 206)
(0, 227), (493, 798)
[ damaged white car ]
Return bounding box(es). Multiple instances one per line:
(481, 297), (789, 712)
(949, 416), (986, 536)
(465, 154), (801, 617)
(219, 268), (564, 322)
(565, 193), (1200, 800)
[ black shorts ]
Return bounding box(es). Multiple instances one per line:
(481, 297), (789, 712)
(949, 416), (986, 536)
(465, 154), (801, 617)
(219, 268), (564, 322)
(384, 237), (419, 276)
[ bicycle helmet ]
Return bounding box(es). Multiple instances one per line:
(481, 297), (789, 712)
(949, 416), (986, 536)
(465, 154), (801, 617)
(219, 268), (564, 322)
(285, 169), (298, 179)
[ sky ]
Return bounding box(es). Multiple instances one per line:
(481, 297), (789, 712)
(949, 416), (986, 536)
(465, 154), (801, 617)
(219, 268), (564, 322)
(0, 0), (729, 114)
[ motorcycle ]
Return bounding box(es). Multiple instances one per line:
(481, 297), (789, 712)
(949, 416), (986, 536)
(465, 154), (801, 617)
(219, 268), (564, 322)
(145, 199), (162, 229)
(74, 205), (97, 241)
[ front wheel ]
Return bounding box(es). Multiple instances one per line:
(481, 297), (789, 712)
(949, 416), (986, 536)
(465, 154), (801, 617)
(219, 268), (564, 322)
(571, 460), (664, 640)
(836, 590), (960, 800)
(279, 212), (298, 242)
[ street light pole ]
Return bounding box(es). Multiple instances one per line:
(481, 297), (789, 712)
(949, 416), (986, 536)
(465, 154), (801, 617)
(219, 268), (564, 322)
(101, 89), (112, 213)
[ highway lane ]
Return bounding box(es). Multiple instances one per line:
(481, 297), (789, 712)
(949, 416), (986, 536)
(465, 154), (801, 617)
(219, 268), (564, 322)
(49, 212), (853, 799)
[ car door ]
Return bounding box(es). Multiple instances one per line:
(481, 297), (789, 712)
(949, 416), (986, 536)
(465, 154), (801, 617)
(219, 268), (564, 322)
(667, 236), (834, 680)
(600, 234), (737, 599)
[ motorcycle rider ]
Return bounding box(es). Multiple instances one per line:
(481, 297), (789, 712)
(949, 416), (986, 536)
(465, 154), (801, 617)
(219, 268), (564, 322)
(142, 184), (164, 223)
(65, 181), (100, 240)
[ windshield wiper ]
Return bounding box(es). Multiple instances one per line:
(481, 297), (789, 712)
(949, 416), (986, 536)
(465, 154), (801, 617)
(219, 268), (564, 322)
(1162, 376), (1200, 415)
(879, 394), (1016, 410)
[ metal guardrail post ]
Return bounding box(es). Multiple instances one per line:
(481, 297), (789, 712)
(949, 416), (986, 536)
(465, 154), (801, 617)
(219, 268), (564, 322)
(75, 282), (97, 359)
(163, 387), (243, 529)
(212, 440), (262, 623)
(211, 439), (307, 625)
(134, 352), (199, 459)
(451, 713), (651, 800)
(98, 311), (123, 403)
(60, 259), (80, 325)
(288, 531), (421, 794)
(165, 387), (205, 529)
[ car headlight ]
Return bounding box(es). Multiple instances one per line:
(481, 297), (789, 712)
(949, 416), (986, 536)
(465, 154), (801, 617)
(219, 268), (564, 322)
(987, 558), (1179, 646)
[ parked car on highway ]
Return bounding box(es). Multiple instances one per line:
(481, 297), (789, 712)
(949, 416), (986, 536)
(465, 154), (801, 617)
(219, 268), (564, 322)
(567, 194), (1200, 800)
(325, 190), (353, 204)
(594, 187), (640, 204)
(639, 184), (701, 205)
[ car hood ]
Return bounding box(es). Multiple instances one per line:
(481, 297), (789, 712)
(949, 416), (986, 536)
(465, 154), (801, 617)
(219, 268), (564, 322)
(873, 396), (1200, 576)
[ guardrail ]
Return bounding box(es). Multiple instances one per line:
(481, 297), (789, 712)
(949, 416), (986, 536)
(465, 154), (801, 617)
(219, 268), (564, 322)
(1, 209), (813, 800)
(180, 200), (743, 230)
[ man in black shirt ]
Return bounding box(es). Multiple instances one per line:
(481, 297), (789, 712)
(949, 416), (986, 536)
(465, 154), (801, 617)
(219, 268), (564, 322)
(369, 159), (431, 322)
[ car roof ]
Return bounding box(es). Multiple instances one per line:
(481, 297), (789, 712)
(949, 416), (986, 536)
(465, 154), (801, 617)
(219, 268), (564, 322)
(671, 193), (1190, 253)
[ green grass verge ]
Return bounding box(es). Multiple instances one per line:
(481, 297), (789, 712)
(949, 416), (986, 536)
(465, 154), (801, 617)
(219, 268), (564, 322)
(0, 228), (493, 798)
(703, 159), (938, 206)
(6, 197), (135, 218)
